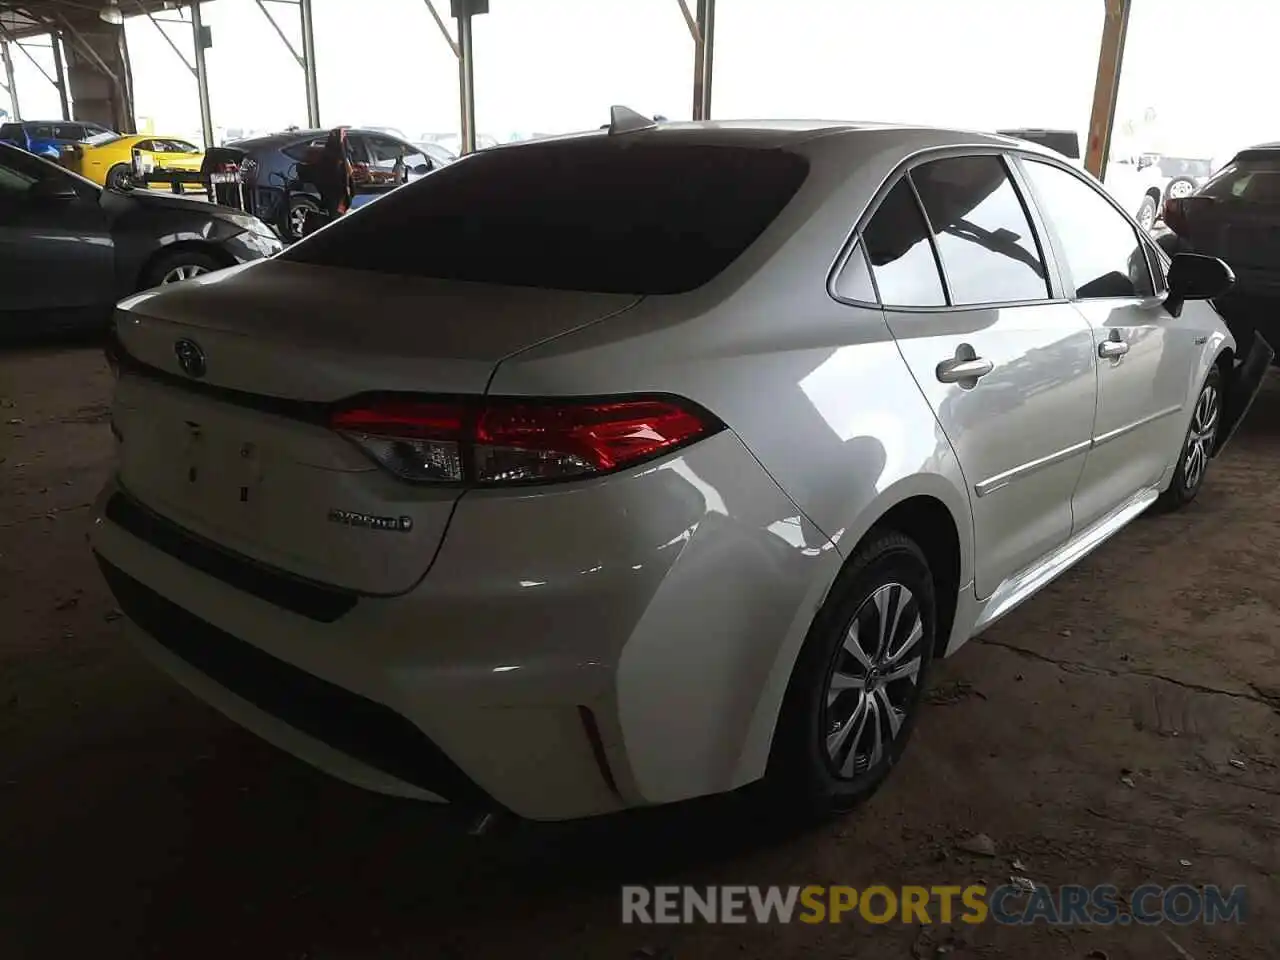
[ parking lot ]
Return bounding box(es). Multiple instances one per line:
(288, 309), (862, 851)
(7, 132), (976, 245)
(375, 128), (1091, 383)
(1, 342), (1276, 960)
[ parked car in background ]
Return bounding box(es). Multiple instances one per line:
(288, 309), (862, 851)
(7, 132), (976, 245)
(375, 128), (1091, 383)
(1156, 155), (1215, 200)
(0, 142), (280, 335)
(413, 140), (457, 167)
(67, 133), (204, 191)
(91, 119), (1266, 825)
(996, 128), (1168, 229)
(203, 127), (436, 238)
(1163, 142), (1280, 353)
(0, 119), (116, 160)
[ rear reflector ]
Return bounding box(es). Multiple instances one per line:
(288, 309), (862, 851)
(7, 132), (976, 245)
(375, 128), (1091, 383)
(330, 395), (722, 485)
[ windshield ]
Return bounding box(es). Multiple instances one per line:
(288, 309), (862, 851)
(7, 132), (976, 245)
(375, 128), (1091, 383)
(283, 139), (810, 294)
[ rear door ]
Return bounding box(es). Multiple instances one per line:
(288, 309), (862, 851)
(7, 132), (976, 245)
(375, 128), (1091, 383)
(846, 151), (1098, 598)
(1019, 157), (1196, 531)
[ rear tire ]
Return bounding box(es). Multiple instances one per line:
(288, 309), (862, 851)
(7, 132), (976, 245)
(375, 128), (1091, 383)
(763, 531), (937, 822)
(1166, 176), (1197, 200)
(288, 195), (321, 240)
(1156, 365), (1223, 512)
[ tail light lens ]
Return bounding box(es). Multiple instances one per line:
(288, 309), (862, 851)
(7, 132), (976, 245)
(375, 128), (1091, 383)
(1163, 196), (1187, 236)
(330, 396), (722, 486)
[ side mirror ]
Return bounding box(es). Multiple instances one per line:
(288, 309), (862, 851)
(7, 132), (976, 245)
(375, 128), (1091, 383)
(28, 177), (80, 202)
(1165, 253), (1234, 318)
(1137, 156), (1153, 171)
(301, 209), (330, 236)
(1156, 231), (1181, 257)
(411, 163), (430, 176)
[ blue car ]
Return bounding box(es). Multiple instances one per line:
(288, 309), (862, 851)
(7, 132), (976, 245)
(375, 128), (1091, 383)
(0, 119), (116, 160)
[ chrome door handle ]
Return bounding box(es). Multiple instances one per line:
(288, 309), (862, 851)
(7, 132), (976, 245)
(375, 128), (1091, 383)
(936, 357), (994, 384)
(1098, 340), (1130, 359)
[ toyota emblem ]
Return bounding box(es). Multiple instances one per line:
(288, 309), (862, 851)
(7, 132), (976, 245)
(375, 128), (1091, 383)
(174, 338), (207, 379)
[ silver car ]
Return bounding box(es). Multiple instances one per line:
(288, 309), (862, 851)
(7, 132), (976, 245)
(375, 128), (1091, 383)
(91, 120), (1269, 822)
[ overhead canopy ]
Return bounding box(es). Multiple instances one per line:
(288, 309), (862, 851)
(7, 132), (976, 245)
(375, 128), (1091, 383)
(1, 1), (178, 40)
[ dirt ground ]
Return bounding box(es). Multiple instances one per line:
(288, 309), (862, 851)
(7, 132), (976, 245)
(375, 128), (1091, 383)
(1, 343), (1276, 960)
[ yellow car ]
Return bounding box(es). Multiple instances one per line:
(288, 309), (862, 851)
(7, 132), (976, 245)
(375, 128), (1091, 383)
(71, 133), (204, 191)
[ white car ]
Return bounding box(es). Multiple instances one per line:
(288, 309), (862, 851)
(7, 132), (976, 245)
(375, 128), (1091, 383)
(92, 118), (1268, 823)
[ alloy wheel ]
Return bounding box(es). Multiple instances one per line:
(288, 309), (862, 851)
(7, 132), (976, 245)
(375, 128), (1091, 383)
(823, 582), (924, 779)
(1184, 382), (1219, 491)
(161, 264), (209, 284)
(290, 205), (312, 238)
(1168, 179), (1195, 199)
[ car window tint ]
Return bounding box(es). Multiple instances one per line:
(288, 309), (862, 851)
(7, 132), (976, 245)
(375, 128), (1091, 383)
(1022, 159), (1155, 300)
(833, 239), (877, 302)
(54, 124), (85, 140)
(911, 155), (1049, 305)
(31, 124), (55, 139)
(134, 139), (154, 152)
(171, 141), (200, 153)
(283, 141), (810, 294)
(0, 158), (38, 197)
(1203, 159), (1280, 204)
(861, 178), (946, 307)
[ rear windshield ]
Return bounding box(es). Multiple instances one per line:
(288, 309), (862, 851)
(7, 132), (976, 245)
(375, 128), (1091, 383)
(282, 140), (810, 294)
(1202, 158), (1280, 203)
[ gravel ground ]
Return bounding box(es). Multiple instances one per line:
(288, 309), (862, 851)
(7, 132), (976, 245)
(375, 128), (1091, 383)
(1, 343), (1276, 960)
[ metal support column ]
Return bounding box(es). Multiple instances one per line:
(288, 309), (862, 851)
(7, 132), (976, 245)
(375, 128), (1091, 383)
(191, 2), (214, 149)
(52, 34), (70, 120)
(0, 41), (17, 121)
(678, 0), (715, 120)
(456, 6), (475, 154)
(299, 0), (320, 127)
(1084, 0), (1132, 181)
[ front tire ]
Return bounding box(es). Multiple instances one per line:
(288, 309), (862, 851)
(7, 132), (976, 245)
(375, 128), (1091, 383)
(1156, 365), (1223, 511)
(1166, 176), (1197, 200)
(764, 532), (936, 821)
(1136, 194), (1158, 231)
(106, 163), (134, 191)
(141, 248), (225, 290)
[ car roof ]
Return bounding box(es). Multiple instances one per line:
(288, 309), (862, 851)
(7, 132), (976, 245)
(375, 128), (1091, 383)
(1235, 142), (1280, 161)
(482, 119), (1053, 160)
(229, 127), (404, 150)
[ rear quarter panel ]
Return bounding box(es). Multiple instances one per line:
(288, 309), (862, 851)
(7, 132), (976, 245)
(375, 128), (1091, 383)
(487, 130), (978, 793)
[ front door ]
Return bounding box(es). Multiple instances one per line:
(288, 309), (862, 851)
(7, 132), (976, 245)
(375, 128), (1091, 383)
(854, 154), (1099, 598)
(1019, 158), (1197, 530)
(0, 146), (114, 319)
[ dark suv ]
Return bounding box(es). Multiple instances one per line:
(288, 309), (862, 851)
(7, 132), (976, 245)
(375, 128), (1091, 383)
(202, 127), (435, 239)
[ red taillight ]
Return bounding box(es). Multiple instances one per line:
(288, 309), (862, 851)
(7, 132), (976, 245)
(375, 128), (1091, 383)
(1163, 196), (1187, 236)
(330, 396), (720, 485)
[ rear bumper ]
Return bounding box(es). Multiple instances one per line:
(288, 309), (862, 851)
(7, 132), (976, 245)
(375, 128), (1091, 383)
(90, 431), (838, 821)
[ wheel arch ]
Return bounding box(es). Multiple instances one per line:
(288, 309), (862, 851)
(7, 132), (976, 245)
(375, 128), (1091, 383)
(731, 480), (972, 790)
(134, 239), (236, 292)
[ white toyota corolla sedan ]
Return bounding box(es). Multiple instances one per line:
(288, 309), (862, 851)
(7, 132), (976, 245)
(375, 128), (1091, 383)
(91, 116), (1269, 822)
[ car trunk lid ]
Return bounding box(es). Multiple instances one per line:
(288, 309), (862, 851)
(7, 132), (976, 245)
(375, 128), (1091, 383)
(110, 259), (640, 594)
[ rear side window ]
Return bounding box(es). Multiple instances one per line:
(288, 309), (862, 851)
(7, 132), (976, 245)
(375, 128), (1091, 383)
(911, 155), (1050, 305)
(0, 123), (21, 141)
(283, 141), (810, 294)
(857, 178), (946, 307)
(1202, 159), (1280, 203)
(283, 137), (328, 161)
(1022, 159), (1154, 300)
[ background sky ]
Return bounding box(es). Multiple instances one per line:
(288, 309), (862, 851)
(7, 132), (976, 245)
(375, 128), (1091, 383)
(6, 0), (1275, 167)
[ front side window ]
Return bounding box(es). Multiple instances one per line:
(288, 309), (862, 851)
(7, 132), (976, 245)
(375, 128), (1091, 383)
(1022, 159), (1154, 300)
(911, 155), (1049, 305)
(858, 178), (946, 307)
(0, 145), (63, 200)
